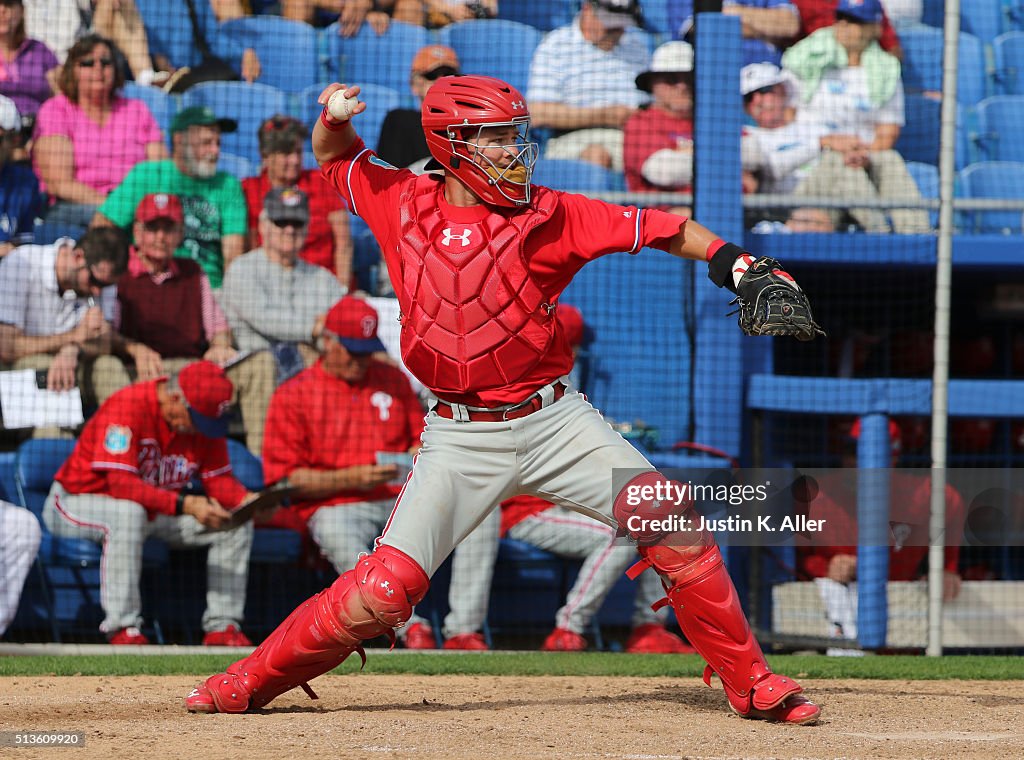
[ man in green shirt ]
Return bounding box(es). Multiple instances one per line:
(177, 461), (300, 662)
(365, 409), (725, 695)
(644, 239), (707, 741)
(92, 106), (248, 289)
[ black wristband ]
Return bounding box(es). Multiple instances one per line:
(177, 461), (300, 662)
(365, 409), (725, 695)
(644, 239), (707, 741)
(707, 242), (745, 293)
(175, 490), (186, 516)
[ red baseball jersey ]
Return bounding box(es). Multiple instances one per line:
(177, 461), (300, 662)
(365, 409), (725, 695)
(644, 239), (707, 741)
(242, 169), (345, 274)
(262, 359), (426, 522)
(55, 380), (248, 517)
(320, 139), (686, 406)
(797, 471), (965, 580)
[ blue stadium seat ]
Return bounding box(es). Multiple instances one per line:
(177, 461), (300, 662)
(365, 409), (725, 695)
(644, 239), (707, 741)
(642, 0), (674, 37)
(219, 17), (323, 92)
(895, 93), (941, 165)
(994, 32), (1024, 94)
(905, 160), (940, 227)
(122, 81), (176, 142)
(958, 160), (1024, 233)
(497, 0), (575, 31)
(532, 158), (616, 192)
(921, 0), (944, 28)
(438, 19), (542, 96)
(217, 152), (254, 180)
(960, 0), (1007, 42)
(182, 81), (289, 164)
(224, 439), (302, 565)
(973, 95), (1024, 161)
(898, 25), (988, 105)
(326, 21), (429, 101)
(299, 82), (400, 153)
(14, 439), (169, 642)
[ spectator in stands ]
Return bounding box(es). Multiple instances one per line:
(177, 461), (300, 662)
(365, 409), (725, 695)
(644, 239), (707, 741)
(751, 206), (835, 233)
(0, 227), (131, 428)
(0, 0), (58, 119)
(501, 305), (692, 654)
(281, 0), (396, 34)
(668, 0), (800, 66)
(0, 500), (41, 638)
(33, 34), (166, 229)
(116, 193), (279, 456)
(796, 419), (965, 654)
(24, 0), (169, 85)
(527, 0), (650, 170)
(0, 95), (43, 257)
(262, 295), (499, 650)
(781, 2), (931, 233)
(92, 105), (247, 289)
(377, 44), (461, 172)
(422, 0), (496, 28)
(242, 114), (352, 285)
(43, 360), (257, 646)
(222, 188), (344, 451)
(790, 0), (903, 58)
(623, 41), (694, 216)
(205, 0), (260, 83)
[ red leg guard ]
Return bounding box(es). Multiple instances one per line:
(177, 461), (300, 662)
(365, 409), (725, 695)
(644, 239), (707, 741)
(635, 541), (820, 725)
(185, 546), (429, 714)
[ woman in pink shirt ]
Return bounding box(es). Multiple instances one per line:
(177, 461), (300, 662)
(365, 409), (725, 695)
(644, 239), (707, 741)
(33, 33), (166, 227)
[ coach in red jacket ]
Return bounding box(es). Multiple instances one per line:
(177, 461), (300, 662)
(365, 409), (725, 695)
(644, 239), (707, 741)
(43, 360), (256, 646)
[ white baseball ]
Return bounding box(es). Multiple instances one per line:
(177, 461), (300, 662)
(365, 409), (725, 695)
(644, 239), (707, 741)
(327, 90), (358, 121)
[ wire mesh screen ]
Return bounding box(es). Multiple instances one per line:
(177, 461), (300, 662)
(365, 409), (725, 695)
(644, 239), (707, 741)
(0, 2), (1022, 656)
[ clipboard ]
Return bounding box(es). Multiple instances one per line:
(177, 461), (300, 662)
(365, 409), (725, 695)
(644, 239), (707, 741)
(204, 481), (297, 532)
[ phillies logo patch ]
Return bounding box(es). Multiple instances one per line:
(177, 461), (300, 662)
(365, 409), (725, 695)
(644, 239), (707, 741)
(370, 391), (393, 421)
(441, 228), (472, 247)
(103, 425), (132, 454)
(361, 315), (376, 338)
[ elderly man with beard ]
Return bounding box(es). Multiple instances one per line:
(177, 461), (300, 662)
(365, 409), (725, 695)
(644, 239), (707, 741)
(91, 106), (248, 289)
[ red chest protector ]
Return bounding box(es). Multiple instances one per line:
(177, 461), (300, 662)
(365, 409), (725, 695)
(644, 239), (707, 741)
(395, 177), (559, 396)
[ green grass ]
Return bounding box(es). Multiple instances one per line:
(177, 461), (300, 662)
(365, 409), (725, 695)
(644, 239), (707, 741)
(0, 653), (1021, 680)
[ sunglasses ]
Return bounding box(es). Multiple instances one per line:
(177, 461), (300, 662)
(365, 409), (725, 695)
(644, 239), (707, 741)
(422, 66), (459, 81)
(77, 57), (114, 68)
(261, 116), (301, 133)
(142, 219), (179, 233)
(271, 218), (306, 229)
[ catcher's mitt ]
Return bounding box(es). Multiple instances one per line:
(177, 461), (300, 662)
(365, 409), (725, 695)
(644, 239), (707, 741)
(731, 256), (825, 341)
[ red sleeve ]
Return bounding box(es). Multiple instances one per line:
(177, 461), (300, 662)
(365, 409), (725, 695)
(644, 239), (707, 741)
(262, 383), (307, 486)
(531, 193), (686, 292)
(105, 470), (178, 516)
(199, 440), (248, 508)
(319, 139), (410, 255)
(879, 11), (900, 53)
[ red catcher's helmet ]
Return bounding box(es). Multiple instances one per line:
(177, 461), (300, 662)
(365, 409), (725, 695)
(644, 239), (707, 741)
(421, 75), (538, 207)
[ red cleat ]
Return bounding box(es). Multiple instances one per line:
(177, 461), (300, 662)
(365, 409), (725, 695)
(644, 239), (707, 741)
(202, 625), (253, 647)
(443, 632), (488, 650)
(730, 693), (822, 725)
(625, 624), (696, 654)
(108, 626), (150, 646)
(540, 627), (587, 651)
(403, 622), (437, 649)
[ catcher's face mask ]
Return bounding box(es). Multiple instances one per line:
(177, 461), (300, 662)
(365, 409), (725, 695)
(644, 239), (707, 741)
(451, 120), (538, 206)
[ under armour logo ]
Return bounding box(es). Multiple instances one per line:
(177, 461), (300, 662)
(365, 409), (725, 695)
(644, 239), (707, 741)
(371, 391), (393, 421)
(380, 580), (394, 597)
(441, 228), (472, 247)
(651, 499), (662, 510)
(188, 689), (200, 698)
(623, 210), (632, 218)
(511, 101), (525, 110)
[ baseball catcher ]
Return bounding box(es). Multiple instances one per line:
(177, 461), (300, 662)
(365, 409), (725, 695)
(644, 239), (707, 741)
(184, 74), (822, 725)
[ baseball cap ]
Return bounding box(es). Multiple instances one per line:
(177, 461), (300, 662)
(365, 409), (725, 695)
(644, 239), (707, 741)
(557, 304), (585, 348)
(263, 187), (310, 225)
(0, 94), (20, 132)
(170, 105), (238, 135)
(411, 45), (461, 76)
(835, 0), (884, 24)
(740, 63), (789, 96)
(135, 193), (183, 224)
(323, 296), (387, 354)
(636, 41), (694, 92)
(588, 0), (641, 29)
(177, 360), (234, 438)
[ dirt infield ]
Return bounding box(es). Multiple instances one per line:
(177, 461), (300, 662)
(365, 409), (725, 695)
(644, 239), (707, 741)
(3, 675), (1023, 760)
